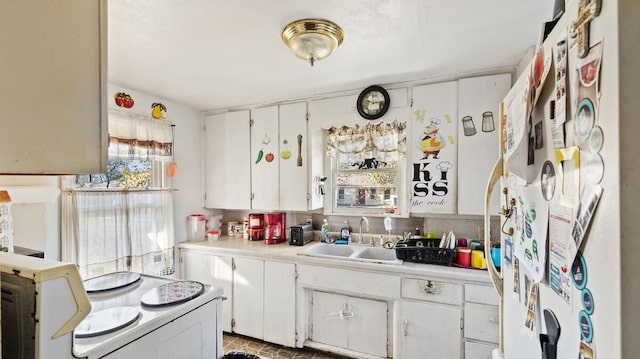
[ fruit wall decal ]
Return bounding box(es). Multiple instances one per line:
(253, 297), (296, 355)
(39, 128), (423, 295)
(151, 103), (167, 119)
(114, 92), (135, 108)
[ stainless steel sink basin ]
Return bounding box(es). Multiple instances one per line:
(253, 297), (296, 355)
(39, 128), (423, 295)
(300, 243), (403, 265)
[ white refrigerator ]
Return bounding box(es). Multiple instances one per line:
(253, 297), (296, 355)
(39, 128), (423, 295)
(483, 0), (640, 358)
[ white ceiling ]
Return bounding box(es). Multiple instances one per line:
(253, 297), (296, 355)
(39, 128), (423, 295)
(108, 0), (554, 112)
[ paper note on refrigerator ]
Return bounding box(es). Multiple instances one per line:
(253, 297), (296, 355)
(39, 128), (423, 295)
(514, 185), (549, 282)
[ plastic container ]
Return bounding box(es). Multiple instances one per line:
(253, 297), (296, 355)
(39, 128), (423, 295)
(455, 248), (471, 267)
(207, 230), (220, 241)
(186, 214), (206, 241)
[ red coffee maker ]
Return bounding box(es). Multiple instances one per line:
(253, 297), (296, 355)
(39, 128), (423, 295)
(264, 212), (286, 244)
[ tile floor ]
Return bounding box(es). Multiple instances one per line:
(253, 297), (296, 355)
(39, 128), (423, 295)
(223, 333), (349, 359)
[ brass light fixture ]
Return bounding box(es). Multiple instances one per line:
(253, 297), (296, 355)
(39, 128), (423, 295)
(281, 18), (344, 66)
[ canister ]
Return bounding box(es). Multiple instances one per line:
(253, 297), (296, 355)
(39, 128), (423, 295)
(471, 250), (487, 269)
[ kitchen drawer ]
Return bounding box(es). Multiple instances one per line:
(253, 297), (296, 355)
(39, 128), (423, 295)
(464, 302), (499, 343)
(401, 277), (462, 305)
(465, 283), (499, 305)
(464, 340), (496, 359)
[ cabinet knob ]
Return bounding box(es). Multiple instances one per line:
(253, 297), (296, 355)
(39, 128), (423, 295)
(423, 280), (440, 294)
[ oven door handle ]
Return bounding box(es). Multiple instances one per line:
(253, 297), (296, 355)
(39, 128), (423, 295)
(41, 263), (93, 339)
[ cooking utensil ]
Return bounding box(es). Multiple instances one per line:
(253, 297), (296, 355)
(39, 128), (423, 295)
(297, 134), (303, 166)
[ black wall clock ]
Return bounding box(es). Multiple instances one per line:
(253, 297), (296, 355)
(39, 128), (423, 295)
(357, 85), (390, 120)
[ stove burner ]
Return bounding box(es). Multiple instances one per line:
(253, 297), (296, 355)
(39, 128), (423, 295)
(83, 272), (141, 293)
(74, 307), (141, 338)
(140, 281), (205, 307)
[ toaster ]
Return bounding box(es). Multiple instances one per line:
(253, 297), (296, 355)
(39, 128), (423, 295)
(289, 224), (314, 246)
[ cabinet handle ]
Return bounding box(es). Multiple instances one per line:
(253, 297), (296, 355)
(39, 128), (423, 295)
(403, 320), (408, 336)
(489, 317), (499, 323)
(423, 280), (440, 294)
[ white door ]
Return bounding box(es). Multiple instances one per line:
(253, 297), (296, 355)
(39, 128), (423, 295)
(204, 110), (251, 209)
(457, 73), (511, 215)
(232, 257), (264, 339)
(311, 291), (388, 357)
(410, 81), (459, 214)
(263, 261), (296, 346)
(180, 250), (233, 332)
(310, 291), (349, 349)
(278, 102), (309, 211)
(400, 300), (462, 359)
(346, 296), (388, 357)
(250, 106), (280, 210)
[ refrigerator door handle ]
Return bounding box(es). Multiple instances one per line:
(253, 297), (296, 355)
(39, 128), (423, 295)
(484, 155), (504, 295)
(484, 153), (505, 353)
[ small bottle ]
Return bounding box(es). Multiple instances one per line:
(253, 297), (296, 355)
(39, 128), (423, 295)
(321, 219), (330, 243)
(341, 220), (351, 241)
(414, 227), (421, 236)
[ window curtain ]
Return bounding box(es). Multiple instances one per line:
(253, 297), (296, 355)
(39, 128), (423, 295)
(326, 120), (407, 164)
(61, 110), (176, 279)
(70, 190), (175, 279)
(108, 109), (173, 161)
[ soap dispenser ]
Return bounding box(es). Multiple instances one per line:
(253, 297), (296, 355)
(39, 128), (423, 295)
(340, 220), (351, 241)
(321, 219), (330, 243)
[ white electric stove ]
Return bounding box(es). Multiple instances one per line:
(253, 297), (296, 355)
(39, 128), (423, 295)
(72, 272), (224, 359)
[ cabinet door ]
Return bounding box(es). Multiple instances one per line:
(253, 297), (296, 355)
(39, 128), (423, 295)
(250, 106), (280, 210)
(233, 257), (264, 339)
(0, 0), (106, 174)
(263, 261), (296, 347)
(180, 250), (233, 332)
(347, 296), (388, 357)
(465, 341), (496, 359)
(204, 110), (251, 209)
(310, 291), (388, 358)
(410, 81), (458, 214)
(457, 74), (511, 215)
(278, 102), (309, 211)
(400, 300), (462, 359)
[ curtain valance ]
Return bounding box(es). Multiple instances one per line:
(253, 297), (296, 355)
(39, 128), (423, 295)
(326, 120), (407, 164)
(108, 109), (173, 161)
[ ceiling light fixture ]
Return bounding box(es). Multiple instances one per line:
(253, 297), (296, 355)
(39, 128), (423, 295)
(281, 18), (344, 66)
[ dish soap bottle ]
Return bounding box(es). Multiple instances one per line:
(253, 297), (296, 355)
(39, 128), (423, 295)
(321, 219), (330, 243)
(340, 220), (351, 242)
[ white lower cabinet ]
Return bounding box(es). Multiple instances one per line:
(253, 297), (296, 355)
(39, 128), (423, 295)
(179, 249), (233, 332)
(233, 257), (265, 339)
(263, 261), (297, 347)
(399, 300), (462, 359)
(310, 291), (388, 358)
(179, 249), (296, 346)
(464, 341), (496, 359)
(463, 284), (499, 357)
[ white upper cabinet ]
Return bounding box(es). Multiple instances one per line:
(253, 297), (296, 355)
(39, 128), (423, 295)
(204, 110), (251, 209)
(250, 106), (280, 210)
(0, 0), (107, 174)
(278, 102), (309, 211)
(457, 74), (511, 215)
(250, 103), (310, 211)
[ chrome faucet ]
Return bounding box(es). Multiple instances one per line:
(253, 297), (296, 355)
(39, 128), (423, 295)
(358, 217), (369, 244)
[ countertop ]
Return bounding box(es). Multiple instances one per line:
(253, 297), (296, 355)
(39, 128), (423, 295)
(178, 236), (493, 284)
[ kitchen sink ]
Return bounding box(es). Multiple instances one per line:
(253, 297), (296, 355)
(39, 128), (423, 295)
(300, 243), (403, 265)
(301, 243), (355, 257)
(353, 247), (399, 261)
